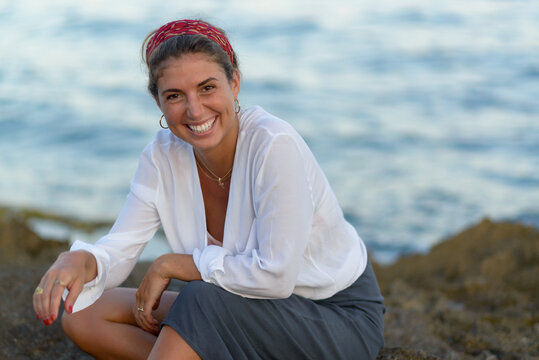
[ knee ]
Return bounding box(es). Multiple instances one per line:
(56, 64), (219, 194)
(62, 310), (75, 336)
(61, 309), (81, 340)
(61, 306), (94, 346)
(175, 281), (223, 311)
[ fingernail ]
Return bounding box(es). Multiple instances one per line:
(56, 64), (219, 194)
(43, 319), (51, 326)
(51, 314), (56, 322)
(36, 314), (40, 320)
(68, 305), (73, 314)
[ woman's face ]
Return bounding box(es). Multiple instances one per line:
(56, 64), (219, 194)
(156, 53), (241, 155)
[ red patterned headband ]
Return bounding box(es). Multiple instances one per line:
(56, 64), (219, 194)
(145, 20), (235, 65)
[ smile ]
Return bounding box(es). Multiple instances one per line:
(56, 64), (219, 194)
(187, 117), (216, 134)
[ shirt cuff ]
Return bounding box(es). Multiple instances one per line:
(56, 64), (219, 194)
(62, 240), (110, 313)
(192, 245), (231, 284)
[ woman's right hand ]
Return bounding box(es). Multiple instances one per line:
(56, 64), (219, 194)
(33, 250), (97, 326)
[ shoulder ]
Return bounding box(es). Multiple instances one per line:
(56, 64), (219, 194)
(237, 107), (313, 173)
(240, 106), (298, 137)
(239, 106), (305, 150)
(143, 129), (191, 157)
(135, 130), (192, 175)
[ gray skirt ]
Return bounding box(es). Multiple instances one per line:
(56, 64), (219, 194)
(162, 261), (385, 360)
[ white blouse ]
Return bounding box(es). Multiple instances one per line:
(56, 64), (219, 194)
(68, 106), (367, 312)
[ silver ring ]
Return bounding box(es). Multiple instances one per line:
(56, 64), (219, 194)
(137, 306), (144, 312)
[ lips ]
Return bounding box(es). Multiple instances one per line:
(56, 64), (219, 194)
(187, 117), (216, 134)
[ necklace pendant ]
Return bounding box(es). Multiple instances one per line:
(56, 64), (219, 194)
(218, 178), (225, 188)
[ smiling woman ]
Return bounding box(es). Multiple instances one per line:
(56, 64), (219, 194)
(156, 54), (241, 162)
(33, 19), (385, 360)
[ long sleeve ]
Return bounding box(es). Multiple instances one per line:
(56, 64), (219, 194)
(66, 107), (366, 309)
(193, 134), (314, 299)
(192, 106), (366, 300)
(67, 144), (162, 312)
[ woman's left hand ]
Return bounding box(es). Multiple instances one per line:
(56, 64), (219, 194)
(134, 256), (171, 335)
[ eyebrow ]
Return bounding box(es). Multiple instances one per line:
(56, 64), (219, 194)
(161, 77), (219, 96)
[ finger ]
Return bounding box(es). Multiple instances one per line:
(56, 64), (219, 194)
(133, 301), (147, 328)
(33, 274), (50, 319)
(37, 274), (56, 325)
(64, 278), (84, 315)
(152, 297), (161, 311)
(137, 302), (159, 334)
(49, 279), (68, 322)
(149, 296), (162, 330)
(134, 307), (152, 333)
(140, 305), (156, 333)
(133, 299), (147, 328)
(134, 289), (154, 331)
(140, 291), (159, 322)
(144, 309), (159, 332)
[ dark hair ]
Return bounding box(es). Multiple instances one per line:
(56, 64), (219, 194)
(142, 27), (240, 101)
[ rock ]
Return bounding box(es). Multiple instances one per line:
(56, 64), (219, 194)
(0, 263), (93, 359)
(0, 208), (69, 266)
(374, 218), (539, 359)
(0, 207), (187, 359)
(377, 347), (442, 360)
(1, 207), (537, 359)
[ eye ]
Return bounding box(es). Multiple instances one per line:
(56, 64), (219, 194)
(201, 84), (215, 92)
(166, 93), (181, 101)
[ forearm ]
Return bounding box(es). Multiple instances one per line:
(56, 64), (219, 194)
(155, 253), (202, 282)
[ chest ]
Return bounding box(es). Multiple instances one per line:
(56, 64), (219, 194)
(197, 166), (230, 243)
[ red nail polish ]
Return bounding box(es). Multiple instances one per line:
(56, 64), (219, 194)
(43, 319), (51, 326)
(51, 314), (56, 322)
(36, 314), (40, 319)
(68, 305), (73, 314)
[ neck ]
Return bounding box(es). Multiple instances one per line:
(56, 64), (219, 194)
(194, 114), (239, 176)
(195, 147), (235, 177)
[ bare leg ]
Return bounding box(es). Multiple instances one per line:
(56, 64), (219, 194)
(62, 287), (177, 360)
(148, 326), (201, 360)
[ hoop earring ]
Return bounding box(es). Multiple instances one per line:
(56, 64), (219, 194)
(159, 114), (168, 129)
(234, 99), (241, 114)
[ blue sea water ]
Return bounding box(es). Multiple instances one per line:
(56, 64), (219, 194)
(0, 0), (538, 263)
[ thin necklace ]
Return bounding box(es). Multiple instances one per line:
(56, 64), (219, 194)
(194, 155), (233, 189)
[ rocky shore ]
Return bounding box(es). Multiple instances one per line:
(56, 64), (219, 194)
(1, 206), (537, 359)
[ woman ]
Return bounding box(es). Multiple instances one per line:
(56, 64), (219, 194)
(33, 19), (385, 359)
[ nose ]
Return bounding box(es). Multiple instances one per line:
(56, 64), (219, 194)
(186, 95), (203, 120)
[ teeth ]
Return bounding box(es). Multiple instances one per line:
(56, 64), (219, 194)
(188, 118), (215, 133)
